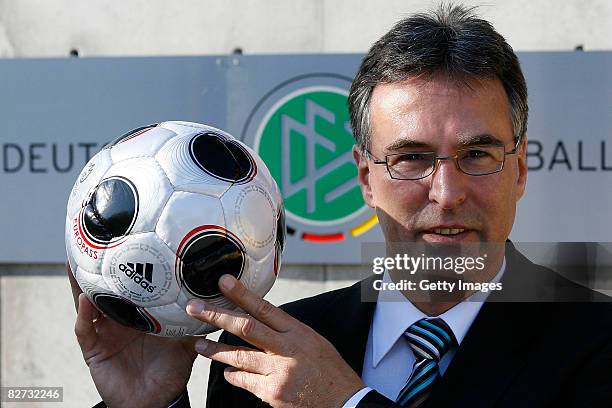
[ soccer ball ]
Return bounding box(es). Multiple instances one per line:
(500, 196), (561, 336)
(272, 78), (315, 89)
(65, 121), (285, 336)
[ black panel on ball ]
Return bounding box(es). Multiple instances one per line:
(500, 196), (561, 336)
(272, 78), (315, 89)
(190, 133), (252, 182)
(276, 205), (286, 251)
(225, 142), (253, 180)
(83, 177), (137, 243)
(92, 293), (154, 332)
(83, 206), (114, 242)
(181, 234), (244, 298)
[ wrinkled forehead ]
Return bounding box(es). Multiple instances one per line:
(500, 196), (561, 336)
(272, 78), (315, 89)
(369, 75), (514, 152)
(371, 73), (510, 111)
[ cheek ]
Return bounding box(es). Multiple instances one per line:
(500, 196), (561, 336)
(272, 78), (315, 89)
(372, 178), (427, 218)
(474, 174), (518, 237)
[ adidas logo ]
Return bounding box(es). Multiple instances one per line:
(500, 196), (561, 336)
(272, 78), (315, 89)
(119, 262), (156, 293)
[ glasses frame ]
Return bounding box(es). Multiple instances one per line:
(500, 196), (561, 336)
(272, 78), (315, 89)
(367, 138), (521, 180)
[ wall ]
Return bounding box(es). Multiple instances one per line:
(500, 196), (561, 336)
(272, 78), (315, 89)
(1, 0), (611, 58)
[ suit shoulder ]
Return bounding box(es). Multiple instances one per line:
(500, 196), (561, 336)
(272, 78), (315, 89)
(507, 245), (612, 303)
(218, 279), (363, 348)
(279, 279), (362, 325)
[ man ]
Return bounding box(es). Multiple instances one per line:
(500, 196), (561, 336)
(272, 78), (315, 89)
(73, 4), (611, 408)
(202, 4), (611, 407)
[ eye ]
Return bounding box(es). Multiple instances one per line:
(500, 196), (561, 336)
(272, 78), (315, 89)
(397, 153), (430, 162)
(465, 148), (491, 159)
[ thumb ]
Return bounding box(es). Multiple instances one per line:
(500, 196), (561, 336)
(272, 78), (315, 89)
(75, 293), (99, 354)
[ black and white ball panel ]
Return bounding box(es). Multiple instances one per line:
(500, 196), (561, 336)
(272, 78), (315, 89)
(65, 217), (78, 273)
(101, 232), (179, 308)
(177, 229), (245, 299)
(244, 248), (277, 298)
(67, 148), (113, 219)
(276, 203), (286, 251)
(155, 133), (235, 198)
(102, 158), (174, 235)
(274, 242), (282, 276)
(189, 132), (256, 184)
(82, 176), (138, 244)
(220, 184), (276, 261)
(159, 121), (214, 134)
(145, 302), (212, 336)
(75, 267), (108, 292)
(106, 124), (158, 148)
(155, 191), (226, 254)
(77, 267), (157, 333)
(110, 125), (176, 164)
(92, 292), (159, 333)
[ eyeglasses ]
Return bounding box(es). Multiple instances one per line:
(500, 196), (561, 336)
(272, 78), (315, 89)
(367, 142), (520, 180)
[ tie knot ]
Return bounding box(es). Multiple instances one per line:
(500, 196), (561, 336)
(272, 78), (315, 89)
(404, 317), (457, 362)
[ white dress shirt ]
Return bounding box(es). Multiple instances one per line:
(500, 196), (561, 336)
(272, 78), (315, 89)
(343, 259), (506, 407)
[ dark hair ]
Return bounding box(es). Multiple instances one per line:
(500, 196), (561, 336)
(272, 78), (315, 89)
(348, 3), (528, 152)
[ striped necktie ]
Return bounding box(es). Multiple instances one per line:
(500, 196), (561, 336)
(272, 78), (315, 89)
(395, 317), (457, 407)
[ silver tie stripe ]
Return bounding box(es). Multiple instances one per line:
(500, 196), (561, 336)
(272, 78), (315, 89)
(395, 318), (457, 407)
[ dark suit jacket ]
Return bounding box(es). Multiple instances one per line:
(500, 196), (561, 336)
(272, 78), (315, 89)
(206, 243), (612, 407)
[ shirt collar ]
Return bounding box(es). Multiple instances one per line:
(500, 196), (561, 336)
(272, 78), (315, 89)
(371, 257), (506, 368)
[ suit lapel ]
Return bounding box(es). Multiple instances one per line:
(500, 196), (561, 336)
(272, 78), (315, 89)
(316, 276), (378, 376)
(428, 302), (538, 407)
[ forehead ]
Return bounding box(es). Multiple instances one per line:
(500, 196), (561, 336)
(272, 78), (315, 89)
(368, 75), (514, 151)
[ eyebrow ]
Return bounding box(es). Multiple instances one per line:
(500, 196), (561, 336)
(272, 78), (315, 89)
(456, 133), (504, 146)
(384, 134), (504, 153)
(384, 138), (431, 152)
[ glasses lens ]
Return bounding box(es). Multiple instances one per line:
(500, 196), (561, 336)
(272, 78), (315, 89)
(457, 145), (504, 175)
(387, 152), (435, 179)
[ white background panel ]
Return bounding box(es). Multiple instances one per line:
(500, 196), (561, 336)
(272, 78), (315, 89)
(156, 191), (226, 254)
(103, 157), (174, 234)
(247, 249), (278, 299)
(100, 232), (180, 307)
(146, 302), (206, 336)
(110, 125), (177, 163)
(160, 121), (223, 136)
(155, 133), (234, 198)
(221, 182), (277, 260)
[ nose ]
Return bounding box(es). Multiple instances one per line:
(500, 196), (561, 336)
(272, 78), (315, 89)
(427, 159), (467, 210)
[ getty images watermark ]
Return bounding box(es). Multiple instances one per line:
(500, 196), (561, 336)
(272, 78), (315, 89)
(361, 242), (509, 302)
(371, 252), (503, 293)
(362, 242), (612, 303)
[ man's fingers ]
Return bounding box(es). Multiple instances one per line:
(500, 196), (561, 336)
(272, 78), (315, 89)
(223, 367), (268, 400)
(186, 301), (279, 352)
(218, 275), (293, 333)
(195, 339), (267, 374)
(74, 293), (98, 354)
(66, 263), (82, 311)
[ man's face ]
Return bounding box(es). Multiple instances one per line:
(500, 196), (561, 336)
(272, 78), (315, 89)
(353, 74), (527, 244)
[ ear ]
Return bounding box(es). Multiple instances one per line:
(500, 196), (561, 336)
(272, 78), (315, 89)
(353, 145), (375, 208)
(515, 135), (528, 202)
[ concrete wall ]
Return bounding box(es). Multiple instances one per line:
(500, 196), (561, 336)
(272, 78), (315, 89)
(0, 0), (611, 58)
(1, 1), (611, 407)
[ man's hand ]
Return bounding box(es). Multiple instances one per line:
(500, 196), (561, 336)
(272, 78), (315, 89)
(68, 265), (198, 408)
(186, 274), (365, 408)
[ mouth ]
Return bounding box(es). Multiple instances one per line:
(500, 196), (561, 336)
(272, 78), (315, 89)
(431, 227), (465, 235)
(420, 226), (476, 242)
